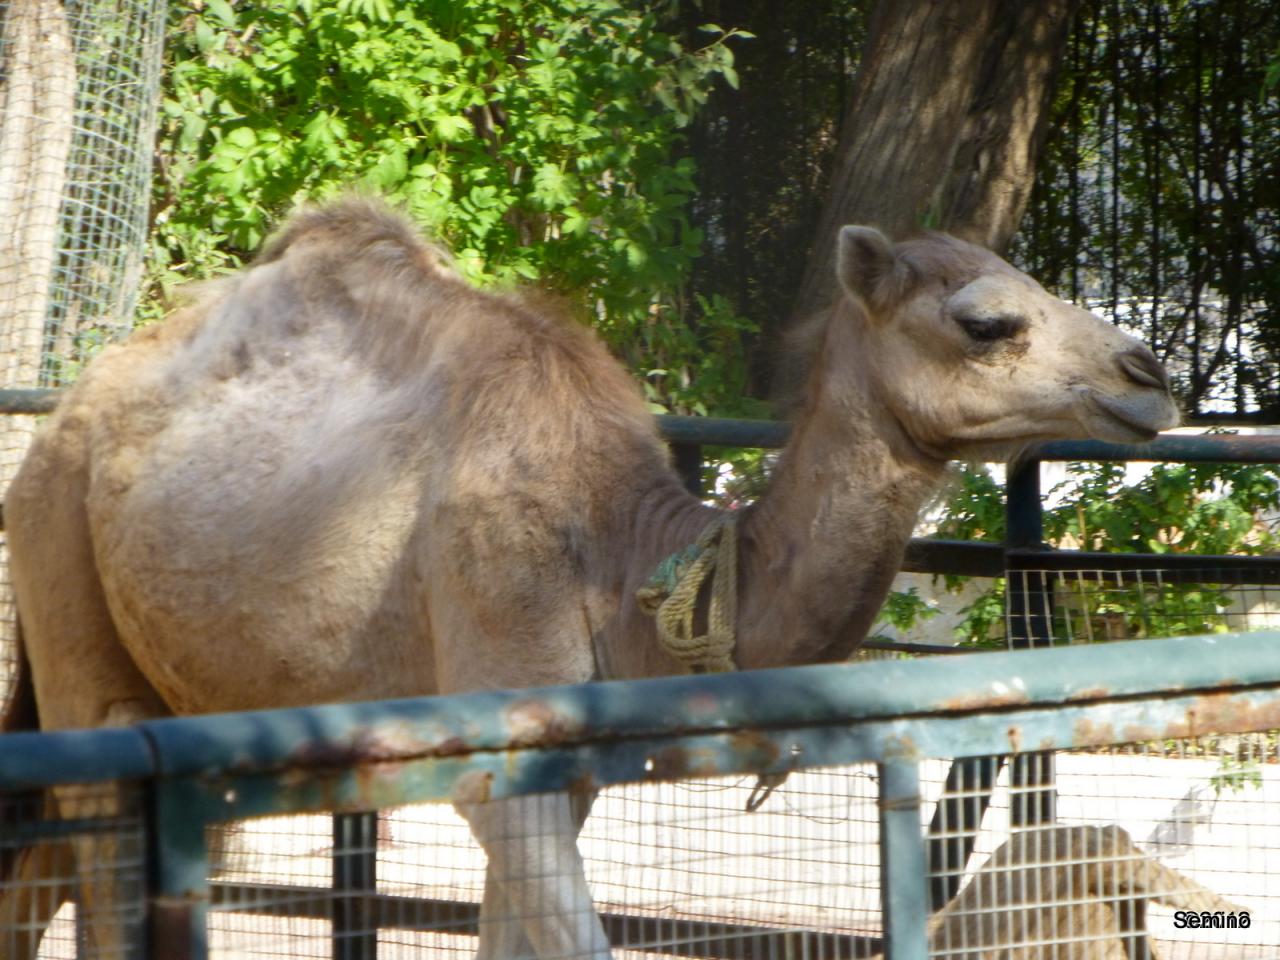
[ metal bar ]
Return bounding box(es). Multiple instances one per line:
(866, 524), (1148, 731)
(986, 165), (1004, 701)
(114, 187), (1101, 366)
(879, 760), (927, 960)
(179, 681), (1280, 840)
(0, 814), (144, 844)
(1034, 434), (1280, 462)
(8, 390), (1275, 461)
(901, 538), (1003, 577)
(1006, 547), (1280, 583)
(332, 812), (377, 960)
(210, 882), (884, 959)
(1115, 896), (1152, 960)
(1185, 411), (1280, 425)
(0, 388), (58, 414)
(0, 514), (1000, 579)
(656, 415), (790, 449)
(4, 639), (1279, 818)
(148, 777), (212, 960)
(927, 755), (999, 910)
(0, 727), (154, 790)
(924, 457), (1044, 907)
(1005, 458), (1044, 551)
(0, 632), (1258, 793)
(1004, 459), (1058, 829)
(671, 442), (703, 496)
(862, 638), (977, 656)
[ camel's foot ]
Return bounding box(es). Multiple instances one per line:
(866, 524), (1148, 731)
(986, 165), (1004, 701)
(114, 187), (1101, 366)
(461, 791), (611, 960)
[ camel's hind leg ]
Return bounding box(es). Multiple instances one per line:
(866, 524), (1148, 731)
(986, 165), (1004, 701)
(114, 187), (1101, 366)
(1, 653), (76, 959)
(0, 839), (76, 960)
(0, 677), (162, 959)
(7, 684), (166, 960)
(5, 406), (172, 958)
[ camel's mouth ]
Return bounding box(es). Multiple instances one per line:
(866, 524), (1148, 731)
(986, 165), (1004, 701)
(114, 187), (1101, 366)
(1086, 391), (1173, 444)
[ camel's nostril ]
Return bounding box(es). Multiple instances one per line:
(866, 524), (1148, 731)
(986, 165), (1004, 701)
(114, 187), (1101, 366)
(1118, 347), (1169, 391)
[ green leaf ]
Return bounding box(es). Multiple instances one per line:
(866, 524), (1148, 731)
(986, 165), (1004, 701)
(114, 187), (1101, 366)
(225, 126), (258, 149)
(204, 0), (237, 29)
(194, 18), (218, 53)
(366, 146), (409, 189)
(434, 114), (473, 142)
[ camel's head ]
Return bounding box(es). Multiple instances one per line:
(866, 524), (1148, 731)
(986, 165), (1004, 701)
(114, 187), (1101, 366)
(834, 226), (1180, 461)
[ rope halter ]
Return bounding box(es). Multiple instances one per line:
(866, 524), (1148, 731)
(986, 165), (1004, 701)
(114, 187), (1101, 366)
(635, 513), (793, 811)
(635, 514), (738, 675)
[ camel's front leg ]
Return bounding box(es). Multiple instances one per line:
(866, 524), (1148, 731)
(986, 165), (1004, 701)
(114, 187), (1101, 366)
(459, 790), (609, 960)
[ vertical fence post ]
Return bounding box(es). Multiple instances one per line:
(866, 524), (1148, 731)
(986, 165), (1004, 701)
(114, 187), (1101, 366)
(927, 457), (1061, 909)
(333, 812), (378, 960)
(878, 760), (928, 960)
(1005, 457), (1057, 827)
(926, 755), (1000, 910)
(671, 442), (703, 497)
(149, 779), (211, 960)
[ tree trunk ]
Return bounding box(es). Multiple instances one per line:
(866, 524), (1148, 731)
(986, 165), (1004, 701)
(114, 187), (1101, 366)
(0, 0), (76, 704)
(0, 0), (75, 434)
(789, 0), (1081, 330)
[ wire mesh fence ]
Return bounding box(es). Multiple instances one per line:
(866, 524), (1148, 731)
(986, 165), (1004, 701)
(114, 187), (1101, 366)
(0, 0), (165, 386)
(1008, 565), (1280, 647)
(1, 657), (1279, 959)
(3, 752), (1259, 959)
(0, 780), (147, 960)
(203, 771), (890, 960)
(929, 742), (1279, 959)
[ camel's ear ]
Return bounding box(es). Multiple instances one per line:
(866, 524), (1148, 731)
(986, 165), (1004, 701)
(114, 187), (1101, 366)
(836, 225), (909, 311)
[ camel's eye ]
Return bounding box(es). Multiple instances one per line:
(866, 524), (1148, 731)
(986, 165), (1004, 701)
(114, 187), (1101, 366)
(956, 313), (1025, 343)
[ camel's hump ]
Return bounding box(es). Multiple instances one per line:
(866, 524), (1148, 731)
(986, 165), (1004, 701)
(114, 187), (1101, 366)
(255, 195), (454, 278)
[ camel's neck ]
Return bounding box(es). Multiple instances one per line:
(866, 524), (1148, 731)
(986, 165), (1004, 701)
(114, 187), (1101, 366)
(598, 310), (945, 679)
(732, 315), (947, 669)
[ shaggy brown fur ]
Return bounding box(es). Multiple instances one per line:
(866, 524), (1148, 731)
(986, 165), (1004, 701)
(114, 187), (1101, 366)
(2, 199), (1178, 959)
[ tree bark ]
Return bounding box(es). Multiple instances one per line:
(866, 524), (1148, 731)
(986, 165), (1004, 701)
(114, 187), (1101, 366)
(0, 0), (75, 426)
(0, 0), (76, 704)
(788, 0), (1081, 330)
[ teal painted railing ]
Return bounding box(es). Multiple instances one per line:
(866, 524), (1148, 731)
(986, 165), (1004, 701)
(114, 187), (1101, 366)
(3, 632), (1280, 958)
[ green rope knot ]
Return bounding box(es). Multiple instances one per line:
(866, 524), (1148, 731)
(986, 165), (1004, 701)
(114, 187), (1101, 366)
(635, 543), (705, 612)
(635, 514), (738, 675)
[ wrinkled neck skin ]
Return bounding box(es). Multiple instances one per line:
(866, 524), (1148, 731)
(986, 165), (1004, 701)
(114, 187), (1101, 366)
(732, 316), (947, 669)
(599, 314), (947, 679)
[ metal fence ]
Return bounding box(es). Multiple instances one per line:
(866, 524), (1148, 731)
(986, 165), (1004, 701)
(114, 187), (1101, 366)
(1, 405), (1279, 959)
(2, 632), (1277, 959)
(0, 0), (164, 387)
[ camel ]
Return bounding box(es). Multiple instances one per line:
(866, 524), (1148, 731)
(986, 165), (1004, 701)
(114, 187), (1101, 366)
(891, 824), (1242, 959)
(0, 197), (1178, 959)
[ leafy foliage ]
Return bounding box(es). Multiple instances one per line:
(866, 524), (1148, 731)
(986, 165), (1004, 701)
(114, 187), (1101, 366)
(920, 456), (1280, 648)
(1043, 459), (1280, 557)
(149, 0), (754, 414)
(875, 586), (939, 634)
(1210, 754), (1263, 797)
